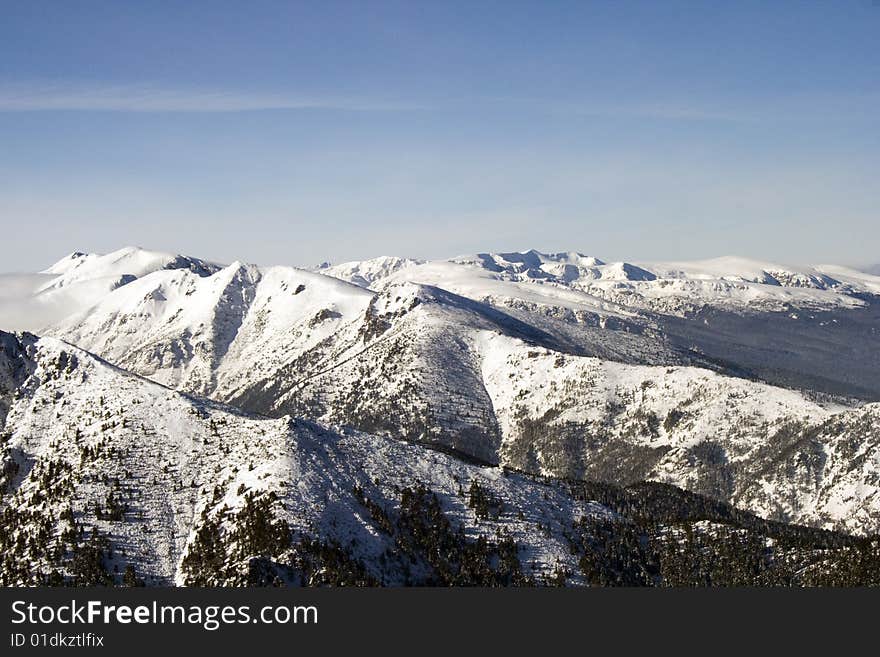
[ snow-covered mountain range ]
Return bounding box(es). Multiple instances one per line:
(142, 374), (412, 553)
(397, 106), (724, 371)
(1, 246), (879, 586)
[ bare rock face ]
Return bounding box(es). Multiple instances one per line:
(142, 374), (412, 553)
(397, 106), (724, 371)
(0, 331), (38, 430)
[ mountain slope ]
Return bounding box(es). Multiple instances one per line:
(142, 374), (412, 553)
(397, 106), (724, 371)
(0, 331), (603, 585)
(1, 331), (877, 587)
(6, 247), (880, 541)
(332, 250), (880, 399)
(50, 261), (374, 397)
(476, 331), (880, 535)
(36, 251), (880, 534)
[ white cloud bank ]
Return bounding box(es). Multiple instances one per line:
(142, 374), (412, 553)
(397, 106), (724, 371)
(0, 274), (57, 332)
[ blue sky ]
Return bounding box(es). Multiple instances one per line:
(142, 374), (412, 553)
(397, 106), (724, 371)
(1, 0), (878, 270)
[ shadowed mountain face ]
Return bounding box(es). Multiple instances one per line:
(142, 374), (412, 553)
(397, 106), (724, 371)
(0, 332), (38, 429)
(2, 247), (880, 586)
(656, 295), (880, 401)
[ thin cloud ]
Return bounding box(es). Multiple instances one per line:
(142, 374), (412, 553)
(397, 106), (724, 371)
(4, 82), (875, 123)
(477, 92), (880, 124)
(476, 95), (757, 123)
(0, 82), (423, 113)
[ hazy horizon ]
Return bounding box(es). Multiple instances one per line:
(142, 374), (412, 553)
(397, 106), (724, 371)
(1, 2), (878, 271)
(1, 243), (878, 277)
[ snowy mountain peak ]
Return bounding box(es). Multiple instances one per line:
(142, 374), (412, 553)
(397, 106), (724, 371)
(41, 251), (95, 275)
(646, 256), (829, 286)
(451, 250), (655, 285)
(480, 249), (606, 268)
(317, 256), (423, 289)
(39, 246), (220, 292)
